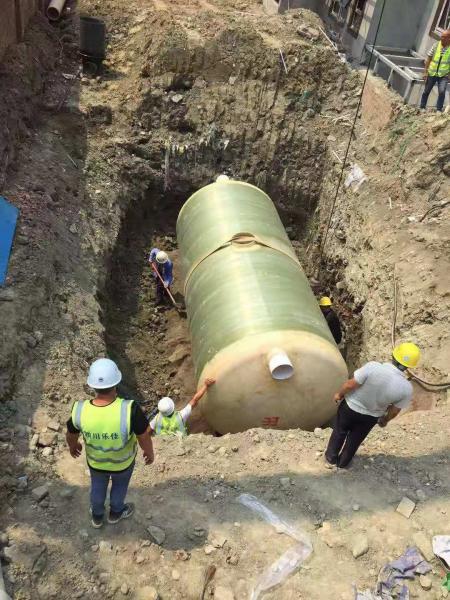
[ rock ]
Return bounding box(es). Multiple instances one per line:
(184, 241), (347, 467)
(314, 427), (322, 438)
(214, 586), (235, 600)
(253, 435), (260, 443)
(396, 497), (416, 519)
(147, 525), (166, 545)
(280, 477), (291, 488)
(415, 489), (427, 501)
(296, 24), (320, 40)
(352, 504), (360, 511)
(208, 445), (217, 453)
(69, 224), (78, 234)
(91, 544), (99, 552)
(136, 587), (159, 600)
(211, 535), (227, 548)
(0, 288), (15, 301)
(352, 535), (369, 558)
(87, 104), (113, 125)
(228, 76), (237, 85)
(47, 420), (60, 431)
(42, 447), (53, 458)
(59, 487), (75, 499)
(29, 433), (39, 449)
(99, 541), (113, 553)
(171, 569), (180, 581)
(218, 447), (227, 456)
(231, 446), (239, 452)
(38, 432), (57, 447)
(135, 554), (145, 564)
(168, 346), (189, 364)
(171, 94), (183, 104)
(99, 572), (109, 583)
(204, 544), (215, 555)
(120, 583), (129, 595)
(412, 532), (434, 561)
(0, 532), (9, 545)
(226, 552), (239, 565)
(419, 575), (432, 590)
(32, 485), (49, 502)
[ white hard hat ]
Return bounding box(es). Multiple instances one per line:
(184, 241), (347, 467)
(158, 396), (175, 416)
(87, 358), (122, 389)
(156, 251), (169, 264)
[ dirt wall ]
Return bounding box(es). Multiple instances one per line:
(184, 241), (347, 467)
(0, 0), (39, 60)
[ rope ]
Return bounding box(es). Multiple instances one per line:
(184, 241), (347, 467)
(391, 266), (450, 391)
(318, 0), (387, 264)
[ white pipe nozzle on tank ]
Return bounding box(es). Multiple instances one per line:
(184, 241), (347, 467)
(216, 174), (230, 182)
(268, 349), (294, 380)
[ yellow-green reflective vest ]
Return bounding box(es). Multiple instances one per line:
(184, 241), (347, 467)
(428, 42), (450, 77)
(71, 397), (137, 471)
(154, 411), (187, 436)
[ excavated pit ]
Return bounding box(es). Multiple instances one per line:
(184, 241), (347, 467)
(94, 10), (368, 428)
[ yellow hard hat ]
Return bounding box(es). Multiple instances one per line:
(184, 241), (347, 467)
(392, 342), (421, 368)
(319, 296), (332, 307)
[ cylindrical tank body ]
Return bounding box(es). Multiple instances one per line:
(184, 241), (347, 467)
(177, 180), (347, 433)
(79, 16), (106, 59)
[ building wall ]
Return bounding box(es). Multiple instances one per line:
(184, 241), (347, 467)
(370, 0), (431, 50)
(0, 0), (39, 61)
(416, 0), (440, 55)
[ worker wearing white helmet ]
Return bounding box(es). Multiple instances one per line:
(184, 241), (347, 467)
(66, 358), (154, 528)
(150, 378), (216, 436)
(148, 247), (174, 305)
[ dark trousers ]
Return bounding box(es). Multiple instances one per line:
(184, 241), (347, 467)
(420, 75), (448, 112)
(325, 400), (378, 468)
(89, 462), (134, 517)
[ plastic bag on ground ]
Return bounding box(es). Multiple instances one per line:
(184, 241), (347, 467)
(344, 164), (367, 191)
(237, 494), (312, 600)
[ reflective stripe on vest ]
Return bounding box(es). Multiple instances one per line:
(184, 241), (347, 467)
(71, 398), (137, 471)
(154, 411), (186, 436)
(429, 42), (450, 77)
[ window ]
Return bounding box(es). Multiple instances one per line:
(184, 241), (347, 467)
(348, 0), (367, 35)
(328, 0), (347, 23)
(431, 0), (450, 35)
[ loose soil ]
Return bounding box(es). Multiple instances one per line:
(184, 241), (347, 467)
(0, 0), (449, 599)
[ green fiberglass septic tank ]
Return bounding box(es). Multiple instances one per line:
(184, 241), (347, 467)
(176, 177), (348, 433)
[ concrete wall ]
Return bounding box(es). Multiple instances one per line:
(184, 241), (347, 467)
(370, 0), (430, 50)
(416, 0), (440, 55)
(0, 0), (39, 60)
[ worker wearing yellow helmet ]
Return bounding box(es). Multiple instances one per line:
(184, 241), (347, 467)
(319, 296), (342, 344)
(324, 342), (420, 469)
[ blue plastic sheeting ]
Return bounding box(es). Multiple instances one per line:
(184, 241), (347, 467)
(0, 196), (19, 286)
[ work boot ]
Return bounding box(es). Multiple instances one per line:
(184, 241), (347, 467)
(108, 502), (135, 524)
(89, 508), (104, 529)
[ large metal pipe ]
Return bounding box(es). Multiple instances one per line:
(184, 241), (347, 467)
(47, 0), (67, 21)
(177, 179), (348, 434)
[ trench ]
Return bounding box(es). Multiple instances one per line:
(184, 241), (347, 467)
(98, 163), (362, 431)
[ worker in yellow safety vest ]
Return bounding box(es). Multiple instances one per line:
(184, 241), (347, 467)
(150, 378), (215, 436)
(66, 358), (154, 528)
(421, 29), (450, 112)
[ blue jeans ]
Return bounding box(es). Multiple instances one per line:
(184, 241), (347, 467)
(420, 75), (448, 111)
(89, 462), (134, 517)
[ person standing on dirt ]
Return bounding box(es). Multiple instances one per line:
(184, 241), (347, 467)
(319, 296), (342, 345)
(66, 358), (154, 528)
(324, 343), (420, 469)
(150, 378), (215, 436)
(420, 29), (450, 112)
(149, 248), (173, 305)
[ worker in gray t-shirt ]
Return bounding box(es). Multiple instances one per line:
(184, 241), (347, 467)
(325, 342), (421, 469)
